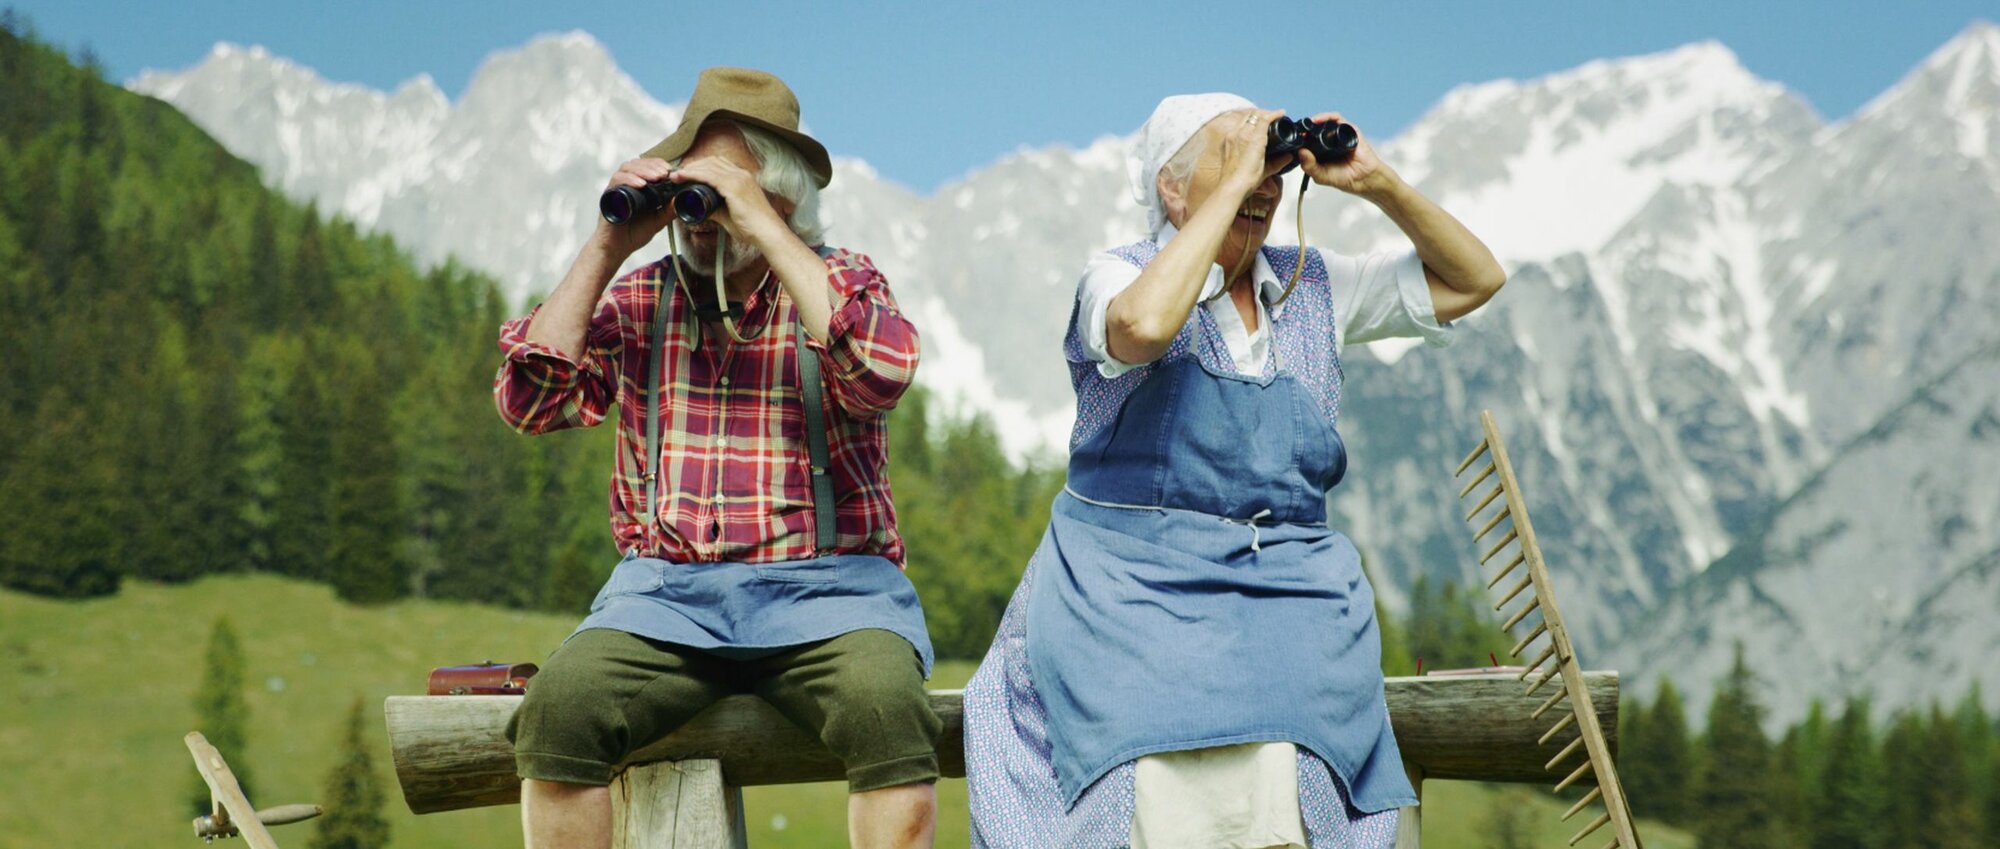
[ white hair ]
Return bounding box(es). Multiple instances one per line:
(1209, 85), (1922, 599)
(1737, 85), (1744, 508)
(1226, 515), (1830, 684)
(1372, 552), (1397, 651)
(727, 120), (828, 244)
(1159, 129), (1210, 198)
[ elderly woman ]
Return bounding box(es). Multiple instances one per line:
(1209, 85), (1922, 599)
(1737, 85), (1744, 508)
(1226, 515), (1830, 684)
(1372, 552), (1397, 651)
(963, 94), (1505, 849)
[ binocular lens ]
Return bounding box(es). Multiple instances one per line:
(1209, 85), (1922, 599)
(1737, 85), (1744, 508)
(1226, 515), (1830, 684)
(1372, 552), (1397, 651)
(671, 185), (723, 225)
(600, 187), (641, 224)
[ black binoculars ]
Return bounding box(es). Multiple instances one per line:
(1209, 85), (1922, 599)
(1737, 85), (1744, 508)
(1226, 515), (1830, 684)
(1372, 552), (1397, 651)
(1266, 117), (1359, 169)
(599, 181), (725, 225)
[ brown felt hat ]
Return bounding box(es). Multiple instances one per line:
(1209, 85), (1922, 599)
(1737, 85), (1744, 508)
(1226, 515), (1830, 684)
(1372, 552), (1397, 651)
(640, 67), (833, 188)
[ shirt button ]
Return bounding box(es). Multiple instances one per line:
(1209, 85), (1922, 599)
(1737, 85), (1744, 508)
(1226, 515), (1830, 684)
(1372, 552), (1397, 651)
(714, 436), (726, 448)
(720, 377), (731, 387)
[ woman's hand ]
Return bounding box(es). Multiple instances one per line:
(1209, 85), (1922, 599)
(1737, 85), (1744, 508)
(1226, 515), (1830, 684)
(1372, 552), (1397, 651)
(1215, 109), (1288, 200)
(1297, 112), (1402, 199)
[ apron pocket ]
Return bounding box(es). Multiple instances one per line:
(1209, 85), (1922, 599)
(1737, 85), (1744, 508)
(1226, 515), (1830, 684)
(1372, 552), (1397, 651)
(588, 560), (666, 611)
(754, 560), (838, 584)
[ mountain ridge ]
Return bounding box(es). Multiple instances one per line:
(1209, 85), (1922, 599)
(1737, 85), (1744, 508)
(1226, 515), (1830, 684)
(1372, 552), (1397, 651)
(125, 25), (2000, 722)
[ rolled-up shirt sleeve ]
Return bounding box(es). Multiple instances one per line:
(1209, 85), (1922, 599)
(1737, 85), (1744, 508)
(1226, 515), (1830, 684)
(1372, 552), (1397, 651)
(1322, 247), (1453, 354)
(1075, 252), (1235, 379)
(493, 295), (623, 435)
(802, 250), (919, 419)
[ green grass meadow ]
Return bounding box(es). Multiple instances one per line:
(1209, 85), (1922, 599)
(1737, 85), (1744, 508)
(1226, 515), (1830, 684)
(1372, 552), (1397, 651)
(0, 575), (1689, 848)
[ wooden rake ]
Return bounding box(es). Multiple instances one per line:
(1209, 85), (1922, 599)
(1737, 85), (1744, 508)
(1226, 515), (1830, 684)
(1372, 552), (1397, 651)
(1453, 411), (1643, 849)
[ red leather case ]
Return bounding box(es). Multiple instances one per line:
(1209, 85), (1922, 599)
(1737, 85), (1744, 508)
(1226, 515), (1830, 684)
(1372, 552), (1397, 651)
(426, 662), (539, 696)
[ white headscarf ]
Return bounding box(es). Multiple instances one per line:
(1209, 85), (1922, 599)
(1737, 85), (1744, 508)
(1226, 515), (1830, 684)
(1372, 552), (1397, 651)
(1128, 93), (1257, 235)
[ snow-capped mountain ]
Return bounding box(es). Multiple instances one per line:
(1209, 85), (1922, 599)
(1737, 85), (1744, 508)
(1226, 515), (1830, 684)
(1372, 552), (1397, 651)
(128, 23), (2000, 723)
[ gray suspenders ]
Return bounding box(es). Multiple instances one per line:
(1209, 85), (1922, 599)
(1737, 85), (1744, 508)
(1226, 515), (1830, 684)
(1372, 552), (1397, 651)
(641, 258), (838, 555)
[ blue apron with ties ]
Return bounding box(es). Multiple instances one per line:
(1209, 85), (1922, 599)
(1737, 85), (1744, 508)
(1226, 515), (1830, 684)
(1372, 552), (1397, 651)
(1024, 352), (1415, 813)
(574, 552), (934, 674)
(567, 252), (935, 675)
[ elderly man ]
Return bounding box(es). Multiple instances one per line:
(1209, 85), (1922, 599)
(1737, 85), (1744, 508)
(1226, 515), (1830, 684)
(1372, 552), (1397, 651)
(963, 95), (1505, 848)
(493, 67), (938, 849)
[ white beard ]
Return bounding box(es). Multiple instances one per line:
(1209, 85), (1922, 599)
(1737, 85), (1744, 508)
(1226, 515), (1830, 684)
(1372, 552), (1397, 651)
(679, 225), (764, 276)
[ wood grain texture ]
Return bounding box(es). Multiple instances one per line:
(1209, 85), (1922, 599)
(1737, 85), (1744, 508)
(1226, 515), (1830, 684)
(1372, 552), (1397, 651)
(1464, 411), (1645, 849)
(385, 672), (1618, 814)
(611, 759), (747, 849)
(185, 731), (283, 849)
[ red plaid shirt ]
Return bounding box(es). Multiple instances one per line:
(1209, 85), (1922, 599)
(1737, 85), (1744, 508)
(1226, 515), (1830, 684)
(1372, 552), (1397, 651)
(494, 247), (918, 566)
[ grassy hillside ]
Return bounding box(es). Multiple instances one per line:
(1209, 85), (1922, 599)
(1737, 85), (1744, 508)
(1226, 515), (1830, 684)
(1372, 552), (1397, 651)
(0, 574), (1688, 848)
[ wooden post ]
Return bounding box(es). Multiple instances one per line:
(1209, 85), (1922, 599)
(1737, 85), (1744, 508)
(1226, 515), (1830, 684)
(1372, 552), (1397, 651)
(1394, 759), (1424, 849)
(611, 759), (748, 849)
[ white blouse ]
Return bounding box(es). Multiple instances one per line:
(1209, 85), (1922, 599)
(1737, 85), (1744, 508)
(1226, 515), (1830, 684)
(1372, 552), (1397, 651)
(1075, 221), (1451, 379)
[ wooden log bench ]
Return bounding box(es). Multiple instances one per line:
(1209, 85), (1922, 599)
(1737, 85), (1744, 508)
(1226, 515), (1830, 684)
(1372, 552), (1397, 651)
(385, 671), (1618, 847)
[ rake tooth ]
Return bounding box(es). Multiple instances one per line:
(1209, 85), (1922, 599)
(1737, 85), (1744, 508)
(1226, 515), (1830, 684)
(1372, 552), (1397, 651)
(1455, 440), (1490, 476)
(1524, 662), (1561, 697)
(1531, 686), (1569, 720)
(1560, 785), (1603, 821)
(1539, 711), (1579, 745)
(1463, 484), (1504, 521)
(1487, 552), (1527, 588)
(1595, 839), (1620, 849)
(1518, 643), (1557, 677)
(1569, 811), (1613, 846)
(1509, 621), (1547, 657)
(1554, 760), (1594, 793)
(1458, 462), (1497, 497)
(1545, 736), (1585, 770)
(1494, 574), (1533, 610)
(1480, 529), (1519, 564)
(1472, 508), (1512, 542)
(1501, 596), (1541, 632)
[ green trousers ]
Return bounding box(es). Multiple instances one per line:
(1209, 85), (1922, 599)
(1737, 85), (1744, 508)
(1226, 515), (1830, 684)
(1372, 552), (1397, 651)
(506, 627), (942, 792)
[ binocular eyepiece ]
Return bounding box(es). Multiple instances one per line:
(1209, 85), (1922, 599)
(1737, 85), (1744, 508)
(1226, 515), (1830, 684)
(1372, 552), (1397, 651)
(1266, 117), (1359, 169)
(599, 181), (725, 226)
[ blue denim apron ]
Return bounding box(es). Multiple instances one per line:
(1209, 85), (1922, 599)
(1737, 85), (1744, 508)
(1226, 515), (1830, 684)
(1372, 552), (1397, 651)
(1024, 354), (1415, 812)
(572, 552), (935, 674)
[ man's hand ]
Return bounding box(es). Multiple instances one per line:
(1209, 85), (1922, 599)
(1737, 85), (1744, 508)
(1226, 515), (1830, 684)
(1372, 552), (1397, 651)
(668, 156), (791, 248)
(1297, 112), (1402, 199)
(598, 157), (676, 257)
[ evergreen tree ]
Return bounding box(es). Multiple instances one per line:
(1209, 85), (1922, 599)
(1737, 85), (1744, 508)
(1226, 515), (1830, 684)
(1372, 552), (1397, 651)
(1985, 743), (2000, 849)
(1920, 705), (1983, 849)
(327, 340), (407, 604)
(1403, 574), (1503, 671)
(1954, 685), (1993, 829)
(1697, 644), (1778, 849)
(1881, 710), (1925, 849)
(1625, 678), (1695, 825)
(307, 698), (390, 849)
(270, 347), (335, 582)
(1771, 726), (1812, 849)
(1811, 698), (1883, 849)
(1653, 680), (1696, 824)
(0, 389), (120, 597)
(190, 617), (254, 815)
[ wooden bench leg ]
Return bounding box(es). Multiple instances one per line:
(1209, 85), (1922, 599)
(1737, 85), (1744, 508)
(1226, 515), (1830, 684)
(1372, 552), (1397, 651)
(1393, 759), (1424, 849)
(611, 759), (748, 849)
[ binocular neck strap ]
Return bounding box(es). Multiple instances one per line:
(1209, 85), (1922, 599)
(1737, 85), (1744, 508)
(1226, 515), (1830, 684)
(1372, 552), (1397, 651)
(1271, 180), (1310, 308)
(1201, 179), (1312, 309)
(667, 223), (768, 345)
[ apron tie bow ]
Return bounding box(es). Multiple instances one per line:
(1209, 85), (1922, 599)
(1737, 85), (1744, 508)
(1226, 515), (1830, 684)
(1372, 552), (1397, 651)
(1225, 508), (1275, 552)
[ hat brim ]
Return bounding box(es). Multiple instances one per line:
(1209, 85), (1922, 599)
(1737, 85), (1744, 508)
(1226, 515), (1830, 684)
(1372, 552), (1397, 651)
(640, 106), (834, 188)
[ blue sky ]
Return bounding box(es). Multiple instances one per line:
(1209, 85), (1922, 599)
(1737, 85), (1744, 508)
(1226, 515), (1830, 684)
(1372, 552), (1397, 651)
(12, 1), (1993, 191)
